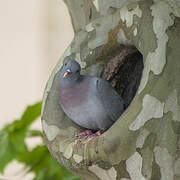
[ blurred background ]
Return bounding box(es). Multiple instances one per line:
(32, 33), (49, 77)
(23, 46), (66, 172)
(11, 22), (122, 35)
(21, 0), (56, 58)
(0, 0), (74, 179)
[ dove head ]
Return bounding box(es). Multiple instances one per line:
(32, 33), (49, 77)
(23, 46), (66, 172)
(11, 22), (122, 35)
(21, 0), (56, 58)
(60, 60), (81, 83)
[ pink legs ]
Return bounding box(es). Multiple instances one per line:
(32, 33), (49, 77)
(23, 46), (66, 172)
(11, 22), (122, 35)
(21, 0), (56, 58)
(87, 129), (104, 138)
(75, 129), (104, 138)
(75, 130), (93, 138)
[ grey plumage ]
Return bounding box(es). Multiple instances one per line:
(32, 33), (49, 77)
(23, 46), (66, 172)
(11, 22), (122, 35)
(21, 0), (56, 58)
(59, 60), (124, 131)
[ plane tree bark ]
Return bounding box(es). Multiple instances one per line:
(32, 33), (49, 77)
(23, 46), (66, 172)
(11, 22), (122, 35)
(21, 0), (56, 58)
(41, 0), (180, 180)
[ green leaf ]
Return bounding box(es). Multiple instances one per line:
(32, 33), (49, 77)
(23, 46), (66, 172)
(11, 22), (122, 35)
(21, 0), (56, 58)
(0, 131), (14, 172)
(27, 129), (43, 137)
(0, 131), (8, 157)
(18, 145), (48, 171)
(0, 102), (42, 172)
(19, 101), (42, 128)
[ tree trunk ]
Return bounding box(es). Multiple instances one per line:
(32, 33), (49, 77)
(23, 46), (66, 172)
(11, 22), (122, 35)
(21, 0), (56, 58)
(41, 1), (180, 180)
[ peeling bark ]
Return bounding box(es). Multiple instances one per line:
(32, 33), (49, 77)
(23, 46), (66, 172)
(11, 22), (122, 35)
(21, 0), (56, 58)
(42, 0), (180, 180)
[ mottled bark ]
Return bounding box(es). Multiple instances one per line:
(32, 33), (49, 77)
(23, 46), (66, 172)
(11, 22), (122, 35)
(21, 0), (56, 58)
(41, 0), (180, 180)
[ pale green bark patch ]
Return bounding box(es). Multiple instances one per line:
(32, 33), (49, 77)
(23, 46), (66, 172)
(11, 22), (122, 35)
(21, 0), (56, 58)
(126, 152), (146, 180)
(154, 146), (174, 180)
(120, 5), (142, 28)
(117, 29), (130, 44)
(73, 154), (83, 163)
(136, 129), (150, 148)
(141, 147), (153, 179)
(42, 120), (61, 141)
(93, 0), (99, 12)
(85, 22), (94, 32)
(129, 94), (164, 130)
(164, 89), (180, 122)
(133, 28), (137, 36)
(89, 165), (117, 180)
(63, 142), (74, 159)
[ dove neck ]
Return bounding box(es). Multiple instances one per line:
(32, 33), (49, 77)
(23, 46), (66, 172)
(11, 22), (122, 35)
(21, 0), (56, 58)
(60, 74), (82, 87)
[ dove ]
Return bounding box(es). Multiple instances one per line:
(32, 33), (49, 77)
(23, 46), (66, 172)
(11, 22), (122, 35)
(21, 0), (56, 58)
(59, 60), (125, 138)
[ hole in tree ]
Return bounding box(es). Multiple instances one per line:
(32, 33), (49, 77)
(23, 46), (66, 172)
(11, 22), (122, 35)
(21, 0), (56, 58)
(101, 45), (143, 109)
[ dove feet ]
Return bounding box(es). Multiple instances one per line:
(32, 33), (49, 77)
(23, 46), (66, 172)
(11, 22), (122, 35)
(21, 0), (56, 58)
(87, 129), (104, 138)
(75, 130), (93, 138)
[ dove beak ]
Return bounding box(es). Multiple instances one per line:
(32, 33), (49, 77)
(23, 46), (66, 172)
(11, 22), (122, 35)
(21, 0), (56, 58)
(63, 69), (71, 78)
